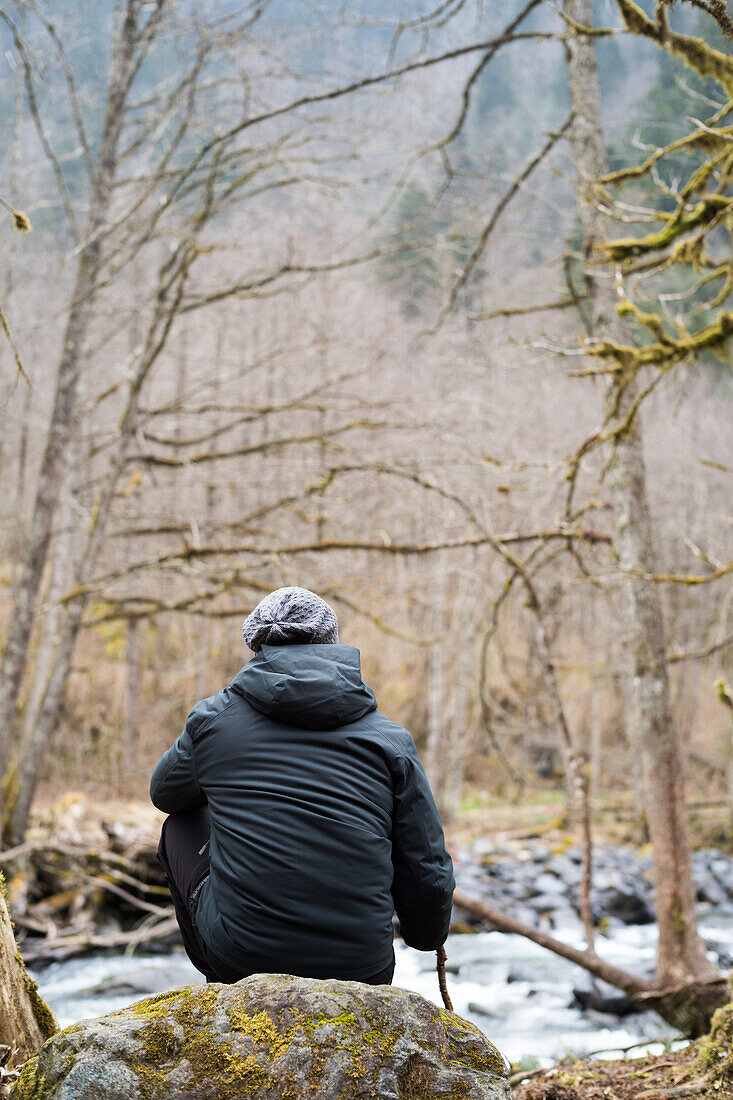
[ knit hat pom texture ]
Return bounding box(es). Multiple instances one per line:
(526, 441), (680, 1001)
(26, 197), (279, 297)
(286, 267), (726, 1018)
(242, 586), (339, 652)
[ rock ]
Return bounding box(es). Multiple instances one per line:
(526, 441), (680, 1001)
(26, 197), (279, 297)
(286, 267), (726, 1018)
(526, 892), (568, 913)
(530, 873), (564, 896)
(78, 965), (202, 999)
(506, 965), (535, 984)
(591, 876), (655, 925)
(702, 937), (733, 969)
(696, 876), (728, 907)
(467, 1002), (505, 1020)
(572, 983), (636, 1017)
(603, 888), (654, 925)
(10, 974), (511, 1100)
(548, 908), (585, 937)
(545, 856), (581, 887)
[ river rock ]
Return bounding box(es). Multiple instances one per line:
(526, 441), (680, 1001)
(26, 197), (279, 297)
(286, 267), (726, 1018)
(572, 979), (636, 1017)
(593, 884), (654, 925)
(10, 973), (511, 1099)
(78, 964), (204, 999)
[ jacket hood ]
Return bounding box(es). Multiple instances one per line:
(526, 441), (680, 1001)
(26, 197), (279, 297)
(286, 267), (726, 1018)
(230, 643), (377, 730)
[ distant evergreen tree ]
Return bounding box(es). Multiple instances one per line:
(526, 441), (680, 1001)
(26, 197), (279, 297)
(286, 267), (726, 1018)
(379, 185), (445, 317)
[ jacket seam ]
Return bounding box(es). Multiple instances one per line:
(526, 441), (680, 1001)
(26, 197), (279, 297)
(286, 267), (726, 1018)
(360, 717), (444, 895)
(189, 695), (241, 743)
(187, 696), (242, 792)
(405, 758), (442, 893)
(149, 730), (195, 800)
(151, 755), (175, 800)
(359, 716), (411, 762)
(187, 726), (201, 790)
(160, 696), (241, 798)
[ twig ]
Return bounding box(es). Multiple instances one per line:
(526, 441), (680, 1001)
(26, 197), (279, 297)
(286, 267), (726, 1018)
(509, 1065), (548, 1086)
(637, 1085), (707, 1099)
(431, 115), (573, 331)
(436, 945), (453, 1011)
(19, 915), (179, 964)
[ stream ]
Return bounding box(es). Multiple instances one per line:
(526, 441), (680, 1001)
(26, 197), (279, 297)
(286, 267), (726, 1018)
(29, 840), (733, 1067)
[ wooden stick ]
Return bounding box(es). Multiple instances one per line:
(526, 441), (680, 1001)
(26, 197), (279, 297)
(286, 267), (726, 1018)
(436, 944), (453, 1012)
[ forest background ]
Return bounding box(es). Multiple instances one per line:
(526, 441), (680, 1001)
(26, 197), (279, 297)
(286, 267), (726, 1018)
(0, 0), (730, 861)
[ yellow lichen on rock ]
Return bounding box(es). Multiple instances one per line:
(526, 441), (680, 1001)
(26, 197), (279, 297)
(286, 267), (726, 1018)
(696, 1001), (733, 1090)
(10, 974), (512, 1100)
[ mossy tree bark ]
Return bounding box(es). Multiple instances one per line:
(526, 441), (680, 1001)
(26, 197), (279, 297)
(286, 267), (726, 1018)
(563, 0), (719, 989)
(0, 873), (56, 1067)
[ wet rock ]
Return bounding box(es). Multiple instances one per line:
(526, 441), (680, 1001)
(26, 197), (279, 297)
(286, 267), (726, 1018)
(528, 892), (568, 914)
(548, 908), (585, 937)
(78, 965), (202, 999)
(467, 1002), (506, 1019)
(572, 982), (636, 1018)
(696, 875), (728, 907)
(506, 965), (536, 984)
(709, 855), (733, 895)
(591, 867), (655, 925)
(457, 839), (733, 947)
(595, 885), (654, 925)
(530, 873), (565, 896)
(11, 974), (512, 1099)
(546, 857), (582, 887)
(702, 937), (733, 969)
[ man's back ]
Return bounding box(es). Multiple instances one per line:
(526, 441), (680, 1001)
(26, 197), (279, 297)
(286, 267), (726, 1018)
(150, 643), (455, 980)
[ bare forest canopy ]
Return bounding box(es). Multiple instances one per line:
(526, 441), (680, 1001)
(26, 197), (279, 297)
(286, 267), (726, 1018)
(0, 0), (730, 852)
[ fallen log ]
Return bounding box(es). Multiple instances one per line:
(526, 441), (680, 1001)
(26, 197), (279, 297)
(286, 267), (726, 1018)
(19, 914), (179, 965)
(452, 889), (729, 1036)
(0, 823), (170, 964)
(453, 889), (650, 997)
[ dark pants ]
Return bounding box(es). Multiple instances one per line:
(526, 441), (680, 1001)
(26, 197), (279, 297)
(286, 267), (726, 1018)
(156, 806), (395, 986)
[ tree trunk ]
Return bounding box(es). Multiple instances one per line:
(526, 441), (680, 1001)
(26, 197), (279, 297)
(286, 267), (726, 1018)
(6, 36), (27, 606)
(1, 238), (195, 840)
(2, 462), (76, 846)
(124, 619), (140, 771)
(0, 873), (56, 1066)
(563, 0), (717, 986)
(441, 566), (475, 822)
(528, 598), (595, 952)
(425, 557), (447, 795)
(587, 602), (603, 800)
(0, 1), (144, 785)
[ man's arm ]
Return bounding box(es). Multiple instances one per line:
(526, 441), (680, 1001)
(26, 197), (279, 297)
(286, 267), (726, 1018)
(391, 739), (455, 951)
(150, 716), (206, 814)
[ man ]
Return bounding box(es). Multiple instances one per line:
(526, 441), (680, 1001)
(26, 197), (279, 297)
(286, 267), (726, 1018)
(151, 586), (455, 985)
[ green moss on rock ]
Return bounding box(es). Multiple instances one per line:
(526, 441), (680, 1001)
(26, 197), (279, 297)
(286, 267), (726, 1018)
(440, 1009), (507, 1076)
(10, 975), (511, 1100)
(8, 1057), (44, 1100)
(697, 1001), (733, 1090)
(131, 1021), (270, 1100)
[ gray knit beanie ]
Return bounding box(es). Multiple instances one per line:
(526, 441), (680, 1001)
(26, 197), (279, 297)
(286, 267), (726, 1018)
(242, 587), (339, 652)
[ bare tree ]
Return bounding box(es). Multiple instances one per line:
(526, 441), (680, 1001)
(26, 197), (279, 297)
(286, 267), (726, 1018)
(0, 0), (164, 776)
(0, 0), (561, 840)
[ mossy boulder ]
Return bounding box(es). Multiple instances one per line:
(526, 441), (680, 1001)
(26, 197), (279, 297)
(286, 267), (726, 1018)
(697, 1000), (733, 1091)
(10, 973), (511, 1099)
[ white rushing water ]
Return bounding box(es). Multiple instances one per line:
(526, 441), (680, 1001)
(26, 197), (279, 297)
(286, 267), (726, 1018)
(29, 912), (723, 1066)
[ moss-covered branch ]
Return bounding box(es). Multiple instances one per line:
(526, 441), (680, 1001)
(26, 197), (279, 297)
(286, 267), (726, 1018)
(615, 0), (733, 90)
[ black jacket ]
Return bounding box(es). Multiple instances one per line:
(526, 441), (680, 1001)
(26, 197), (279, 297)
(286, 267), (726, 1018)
(150, 643), (455, 980)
